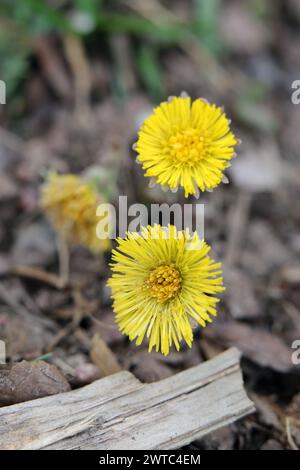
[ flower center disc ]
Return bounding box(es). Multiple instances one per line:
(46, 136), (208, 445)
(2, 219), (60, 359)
(147, 263), (181, 303)
(164, 128), (205, 165)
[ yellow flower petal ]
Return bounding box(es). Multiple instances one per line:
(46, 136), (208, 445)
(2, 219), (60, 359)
(107, 224), (224, 355)
(136, 96), (238, 197)
(41, 173), (110, 253)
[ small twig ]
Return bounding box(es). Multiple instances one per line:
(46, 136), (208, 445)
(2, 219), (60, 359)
(90, 314), (118, 331)
(225, 190), (252, 267)
(63, 34), (94, 132)
(50, 357), (76, 377)
(123, 0), (180, 24)
(33, 36), (72, 101)
(66, 289), (118, 332)
(46, 320), (78, 352)
(11, 265), (67, 289)
(57, 235), (70, 288)
(0, 283), (28, 318)
(46, 288), (85, 352)
(286, 417), (299, 450)
(74, 328), (92, 350)
(0, 282), (55, 330)
(109, 33), (137, 96)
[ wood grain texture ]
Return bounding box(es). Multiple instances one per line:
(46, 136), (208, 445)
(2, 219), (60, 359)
(0, 348), (255, 450)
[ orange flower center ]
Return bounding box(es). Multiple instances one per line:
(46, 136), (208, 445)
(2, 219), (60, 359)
(163, 128), (206, 165)
(147, 263), (181, 303)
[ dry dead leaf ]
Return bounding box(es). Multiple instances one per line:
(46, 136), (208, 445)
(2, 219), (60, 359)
(203, 320), (295, 373)
(0, 174), (18, 203)
(282, 106), (300, 157)
(129, 352), (173, 383)
(286, 417), (300, 450)
(221, 1), (271, 55)
(229, 142), (282, 192)
(72, 363), (102, 387)
(279, 264), (300, 285)
(261, 439), (284, 450)
(251, 394), (282, 430)
(0, 313), (53, 361)
(0, 360), (70, 406)
(90, 333), (122, 376)
(288, 0), (300, 19)
(285, 395), (300, 448)
(286, 394), (300, 420)
(224, 267), (261, 319)
(13, 221), (56, 267)
(242, 221), (291, 276)
(91, 310), (124, 346)
(196, 425), (236, 450)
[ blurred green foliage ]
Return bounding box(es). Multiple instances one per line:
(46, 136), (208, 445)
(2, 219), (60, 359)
(1, 0), (72, 34)
(0, 32), (29, 100)
(193, 0), (222, 56)
(0, 0), (223, 103)
(234, 81), (277, 135)
(136, 44), (165, 102)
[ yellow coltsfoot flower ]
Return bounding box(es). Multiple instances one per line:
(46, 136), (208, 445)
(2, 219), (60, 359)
(135, 95), (239, 198)
(108, 225), (224, 355)
(41, 173), (110, 252)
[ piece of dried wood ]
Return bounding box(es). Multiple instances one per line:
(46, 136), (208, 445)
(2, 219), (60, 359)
(0, 348), (254, 450)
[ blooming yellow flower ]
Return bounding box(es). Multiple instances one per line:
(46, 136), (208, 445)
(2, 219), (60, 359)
(108, 225), (224, 355)
(135, 95), (238, 197)
(41, 173), (110, 252)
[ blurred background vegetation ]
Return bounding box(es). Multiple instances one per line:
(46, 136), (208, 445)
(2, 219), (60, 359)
(0, 0), (287, 129)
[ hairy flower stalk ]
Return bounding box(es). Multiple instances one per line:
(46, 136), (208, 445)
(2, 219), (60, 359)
(108, 225), (224, 355)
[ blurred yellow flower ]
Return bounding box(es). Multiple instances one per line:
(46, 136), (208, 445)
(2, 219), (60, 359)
(108, 224), (224, 355)
(41, 173), (110, 252)
(135, 95), (238, 197)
